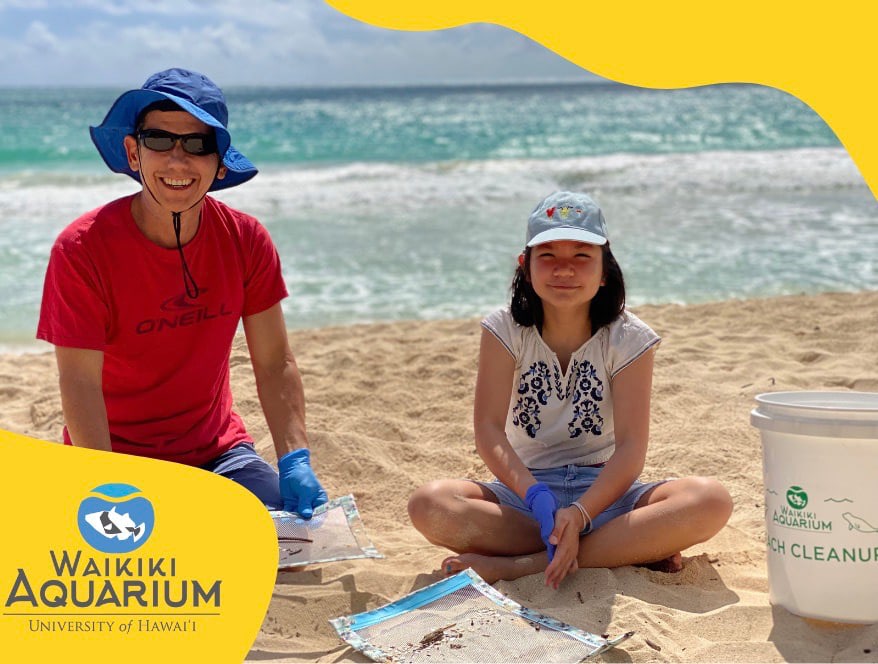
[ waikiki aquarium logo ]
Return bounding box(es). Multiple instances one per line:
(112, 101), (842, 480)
(786, 485), (809, 510)
(76, 484), (154, 554)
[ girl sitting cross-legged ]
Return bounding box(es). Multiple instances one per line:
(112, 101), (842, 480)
(407, 191), (733, 589)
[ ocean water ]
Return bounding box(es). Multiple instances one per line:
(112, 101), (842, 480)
(1, 82), (875, 350)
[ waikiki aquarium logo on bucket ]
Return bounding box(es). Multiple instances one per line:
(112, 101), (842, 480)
(77, 484), (155, 554)
(785, 485), (808, 511)
(773, 484), (829, 532)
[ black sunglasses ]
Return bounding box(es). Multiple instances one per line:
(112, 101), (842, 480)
(136, 129), (217, 156)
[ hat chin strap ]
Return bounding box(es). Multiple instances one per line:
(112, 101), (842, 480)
(136, 144), (224, 300)
(170, 210), (200, 299)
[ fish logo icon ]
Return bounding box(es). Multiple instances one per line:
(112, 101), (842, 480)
(84, 506), (146, 542)
(77, 484), (155, 553)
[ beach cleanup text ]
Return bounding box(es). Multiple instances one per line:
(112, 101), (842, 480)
(767, 536), (878, 563)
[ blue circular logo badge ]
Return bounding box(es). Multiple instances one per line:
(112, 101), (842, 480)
(77, 484), (155, 553)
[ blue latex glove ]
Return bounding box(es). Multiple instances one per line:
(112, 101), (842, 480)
(525, 482), (560, 561)
(278, 448), (328, 519)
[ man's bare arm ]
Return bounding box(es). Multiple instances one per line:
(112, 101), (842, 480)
(55, 346), (112, 451)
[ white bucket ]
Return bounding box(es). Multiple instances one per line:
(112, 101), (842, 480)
(751, 391), (878, 624)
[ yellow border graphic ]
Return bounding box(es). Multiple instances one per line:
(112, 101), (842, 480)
(327, 0), (878, 199)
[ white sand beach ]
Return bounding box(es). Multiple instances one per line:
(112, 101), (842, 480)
(4, 291), (878, 662)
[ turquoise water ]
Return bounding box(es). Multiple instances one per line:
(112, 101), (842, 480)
(1, 82), (875, 350)
(0, 83), (840, 171)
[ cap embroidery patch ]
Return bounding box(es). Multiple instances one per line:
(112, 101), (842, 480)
(526, 192), (607, 247)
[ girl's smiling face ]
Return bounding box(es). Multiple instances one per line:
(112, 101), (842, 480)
(527, 240), (605, 312)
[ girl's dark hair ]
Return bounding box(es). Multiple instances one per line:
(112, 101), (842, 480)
(510, 243), (626, 333)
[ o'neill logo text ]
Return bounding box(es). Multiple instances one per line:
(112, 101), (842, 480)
(135, 289), (235, 335)
(77, 484), (154, 554)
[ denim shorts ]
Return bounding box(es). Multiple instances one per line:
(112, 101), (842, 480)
(475, 464), (665, 534)
(201, 443), (282, 510)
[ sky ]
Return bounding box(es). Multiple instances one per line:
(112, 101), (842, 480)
(0, 0), (600, 87)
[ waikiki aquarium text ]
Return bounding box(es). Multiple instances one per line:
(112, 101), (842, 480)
(772, 504), (832, 531)
(4, 551), (221, 609)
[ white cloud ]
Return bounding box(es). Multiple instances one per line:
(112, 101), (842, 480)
(0, 0), (597, 86)
(198, 0), (317, 30)
(56, 0), (200, 16)
(0, 0), (48, 8)
(24, 20), (59, 51)
(54, 0), (316, 25)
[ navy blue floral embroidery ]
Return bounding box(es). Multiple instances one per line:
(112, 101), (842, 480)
(513, 362), (551, 438)
(517, 361), (551, 404)
(512, 396), (542, 438)
(552, 365), (564, 397)
(568, 360), (604, 438)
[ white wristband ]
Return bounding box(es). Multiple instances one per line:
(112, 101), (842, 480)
(570, 501), (592, 533)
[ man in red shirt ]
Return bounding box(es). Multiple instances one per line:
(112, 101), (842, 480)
(38, 68), (327, 517)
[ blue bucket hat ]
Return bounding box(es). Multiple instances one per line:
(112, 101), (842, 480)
(89, 68), (256, 191)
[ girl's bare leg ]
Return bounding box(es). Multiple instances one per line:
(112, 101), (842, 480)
(408, 479), (548, 583)
(408, 479), (544, 555)
(572, 476), (732, 569)
(410, 476), (732, 584)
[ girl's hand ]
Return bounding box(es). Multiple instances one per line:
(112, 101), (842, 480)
(544, 506), (582, 589)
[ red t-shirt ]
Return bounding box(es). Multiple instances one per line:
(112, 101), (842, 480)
(37, 194), (288, 466)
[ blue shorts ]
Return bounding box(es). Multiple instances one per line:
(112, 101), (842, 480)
(475, 464), (665, 534)
(201, 443), (282, 510)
